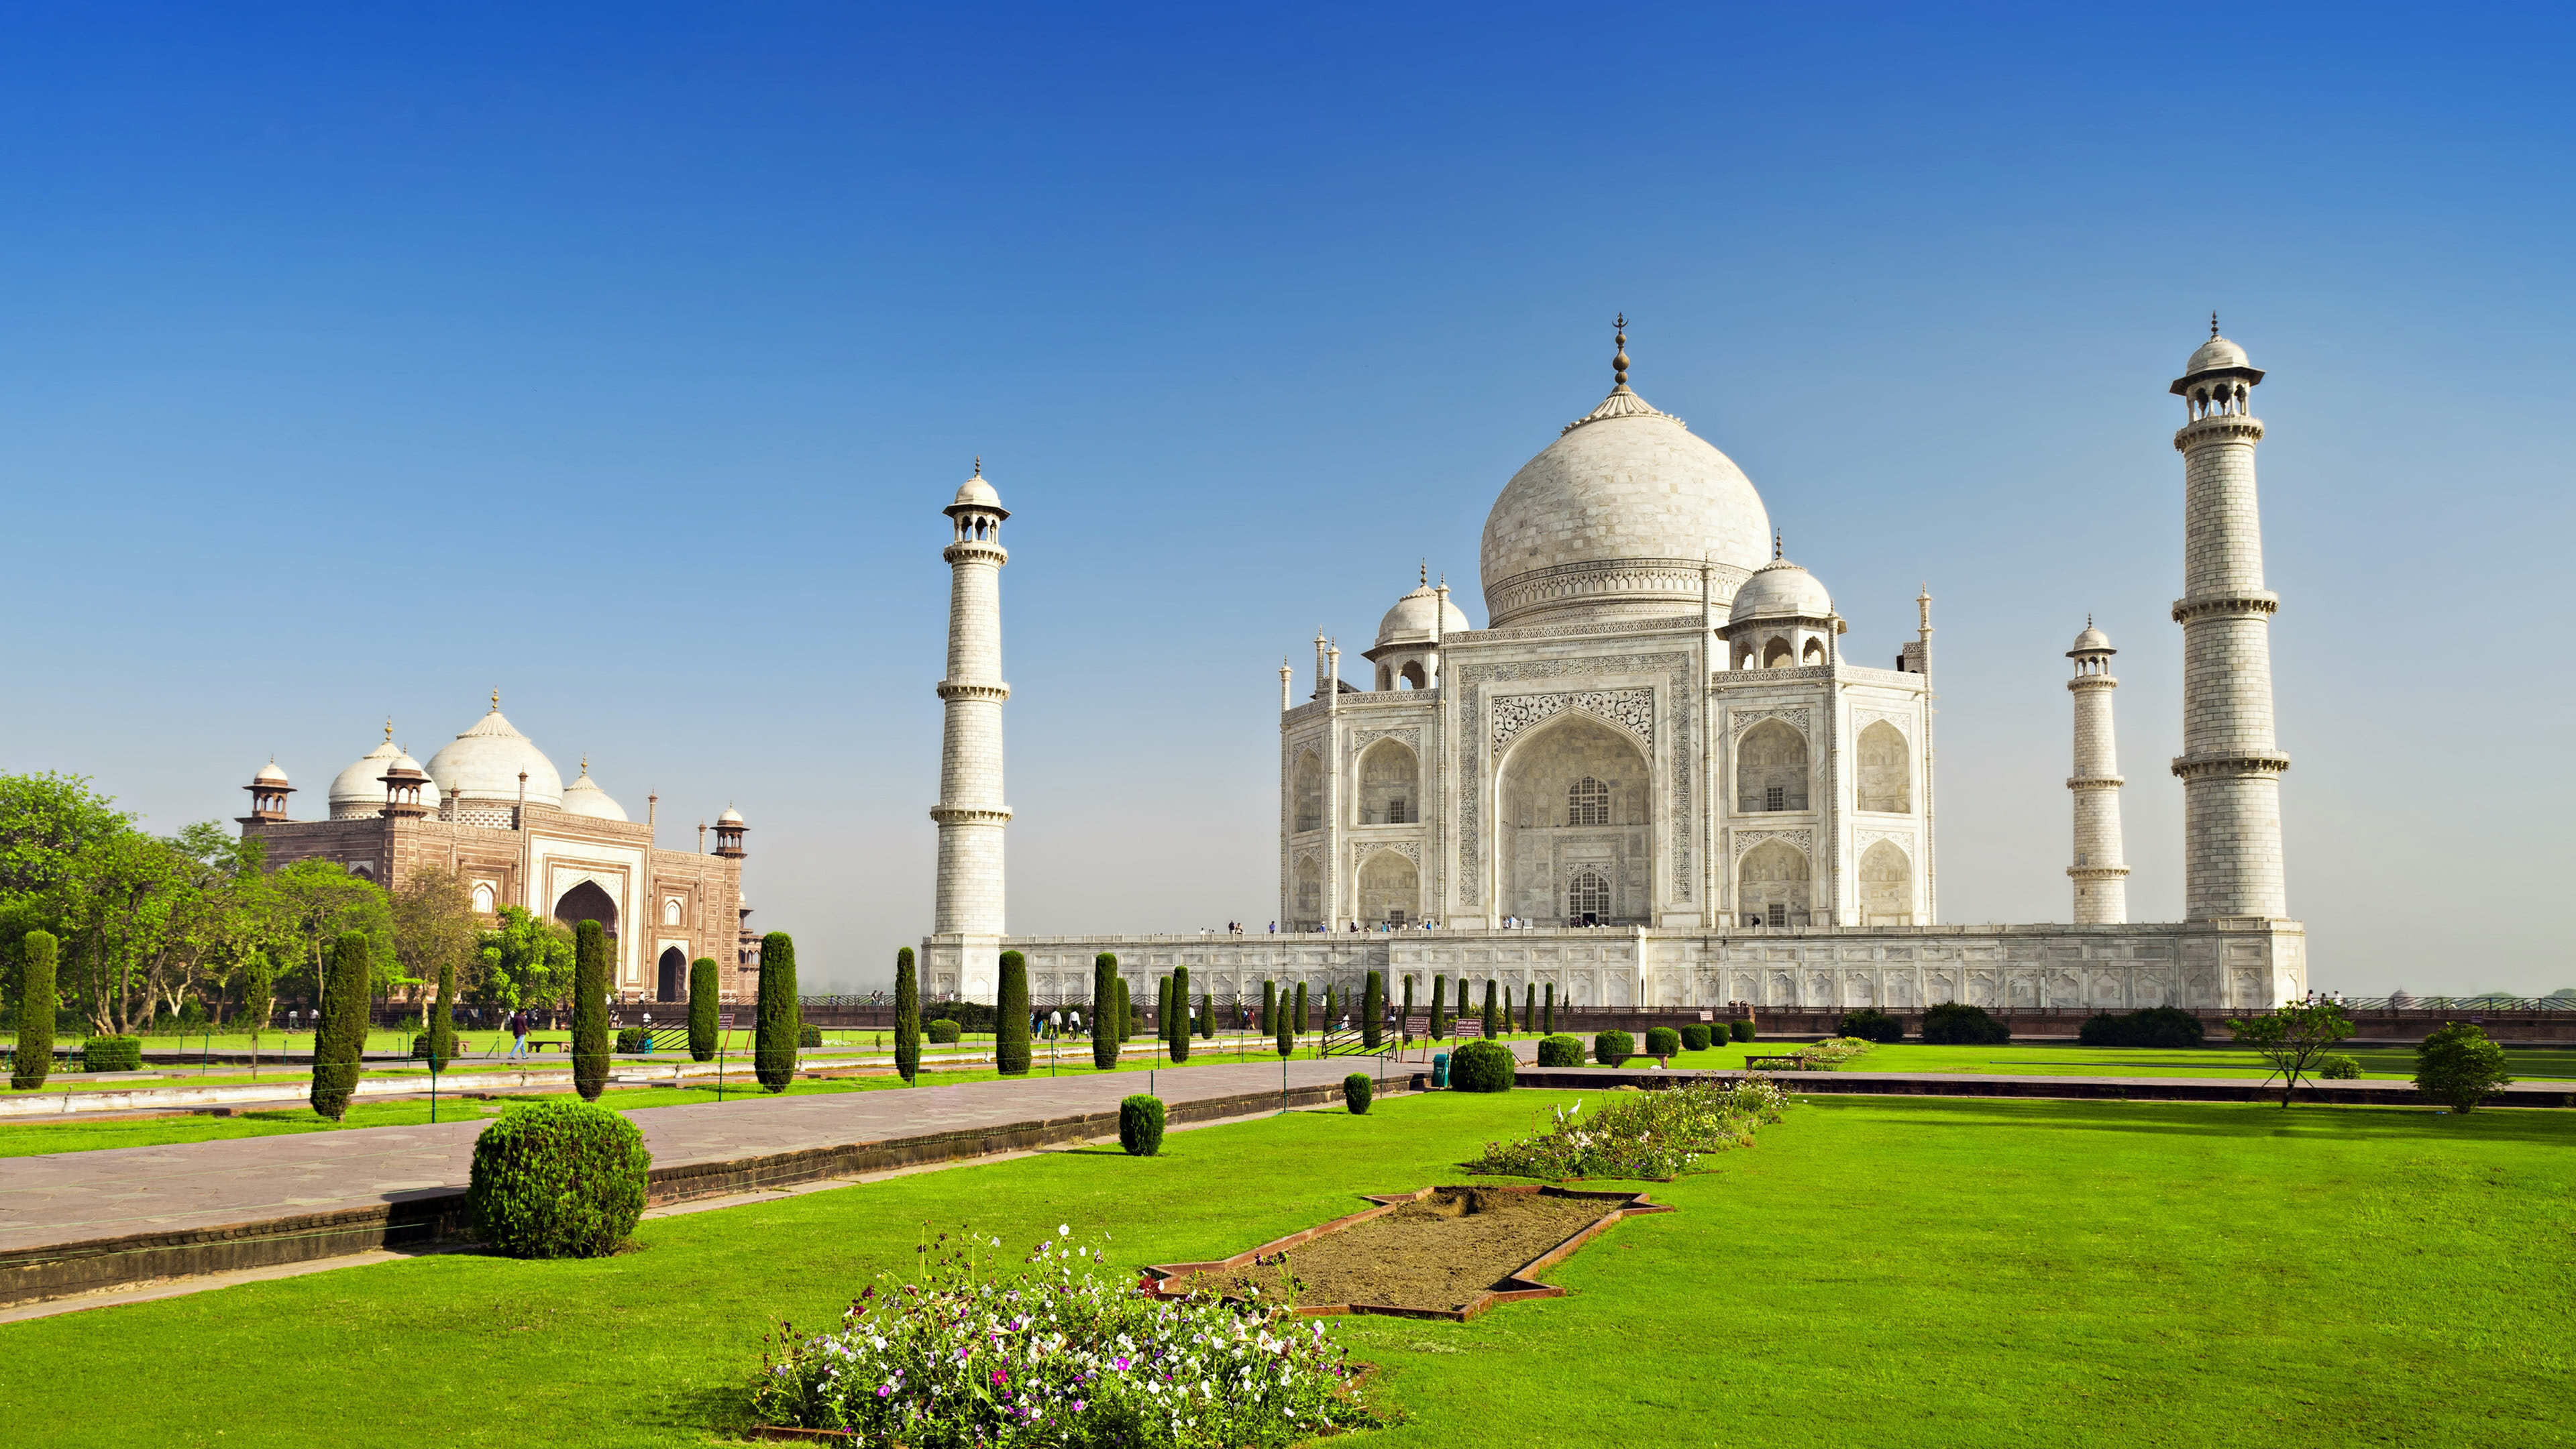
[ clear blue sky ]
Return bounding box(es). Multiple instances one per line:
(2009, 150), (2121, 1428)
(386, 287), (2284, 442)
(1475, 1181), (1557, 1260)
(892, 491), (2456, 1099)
(2, 3), (2567, 994)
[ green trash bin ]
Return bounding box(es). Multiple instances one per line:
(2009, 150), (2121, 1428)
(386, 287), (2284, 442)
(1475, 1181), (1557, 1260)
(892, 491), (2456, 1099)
(1432, 1051), (1450, 1088)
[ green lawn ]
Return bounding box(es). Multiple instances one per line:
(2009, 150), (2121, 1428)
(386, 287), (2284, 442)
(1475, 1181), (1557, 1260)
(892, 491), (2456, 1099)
(1592, 1039), (2576, 1080)
(0, 1089), (2565, 1447)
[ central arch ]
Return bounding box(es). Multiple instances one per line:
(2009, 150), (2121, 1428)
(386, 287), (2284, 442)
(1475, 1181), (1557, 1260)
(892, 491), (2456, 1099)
(1497, 712), (1650, 925)
(554, 880), (619, 939)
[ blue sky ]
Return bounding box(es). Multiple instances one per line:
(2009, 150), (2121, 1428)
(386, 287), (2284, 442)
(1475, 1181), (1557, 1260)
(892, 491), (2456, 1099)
(1, 3), (2568, 993)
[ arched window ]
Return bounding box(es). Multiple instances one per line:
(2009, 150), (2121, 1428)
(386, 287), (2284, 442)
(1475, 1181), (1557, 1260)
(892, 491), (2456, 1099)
(1357, 739), (1417, 825)
(1357, 850), (1419, 925)
(1801, 637), (1826, 665)
(1762, 637), (1794, 669)
(1566, 869), (1611, 922)
(1738, 840), (1810, 926)
(1399, 660), (1428, 690)
(1566, 776), (1610, 826)
(1292, 856), (1322, 928)
(1858, 721), (1911, 812)
(471, 882), (496, 913)
(663, 896), (685, 926)
(1860, 841), (1913, 925)
(1736, 720), (1809, 812)
(1292, 749), (1322, 833)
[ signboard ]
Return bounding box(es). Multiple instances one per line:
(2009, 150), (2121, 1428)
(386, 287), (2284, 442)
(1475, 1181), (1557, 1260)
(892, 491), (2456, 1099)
(1404, 1016), (1430, 1037)
(1453, 1021), (1484, 1039)
(719, 1012), (737, 1030)
(1697, 1011), (1713, 1021)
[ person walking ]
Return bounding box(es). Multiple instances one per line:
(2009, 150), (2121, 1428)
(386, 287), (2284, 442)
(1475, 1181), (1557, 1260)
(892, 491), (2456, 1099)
(508, 1008), (529, 1061)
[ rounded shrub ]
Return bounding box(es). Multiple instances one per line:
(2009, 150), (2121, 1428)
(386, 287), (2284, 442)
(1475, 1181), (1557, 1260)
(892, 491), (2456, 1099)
(1729, 1019), (1756, 1042)
(2316, 1053), (2362, 1080)
(2078, 1006), (2206, 1049)
(1644, 1026), (1681, 1059)
(2415, 1021), (2512, 1112)
(1118, 1093), (1166, 1157)
(1344, 1072), (1373, 1115)
(1536, 1034), (1585, 1067)
(798, 1023), (823, 1049)
(1594, 1030), (1635, 1067)
(80, 1036), (143, 1073)
(926, 1018), (962, 1044)
(1838, 1008), (1904, 1044)
(1450, 1039), (1516, 1093)
(614, 1026), (650, 1054)
(468, 1100), (651, 1258)
(1920, 1002), (2010, 1046)
(1680, 1024), (1713, 1053)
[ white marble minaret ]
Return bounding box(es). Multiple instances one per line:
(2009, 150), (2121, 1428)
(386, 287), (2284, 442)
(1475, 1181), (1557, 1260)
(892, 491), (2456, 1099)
(2066, 619), (2129, 924)
(2169, 320), (2290, 920)
(930, 461), (1011, 999)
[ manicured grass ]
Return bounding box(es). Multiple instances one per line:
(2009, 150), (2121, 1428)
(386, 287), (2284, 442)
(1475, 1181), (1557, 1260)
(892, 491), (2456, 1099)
(0, 1089), (2566, 1447)
(1602, 1040), (2576, 1080)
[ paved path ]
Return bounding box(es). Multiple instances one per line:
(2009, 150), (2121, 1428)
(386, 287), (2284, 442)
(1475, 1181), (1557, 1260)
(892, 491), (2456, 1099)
(0, 1050), (1442, 1260)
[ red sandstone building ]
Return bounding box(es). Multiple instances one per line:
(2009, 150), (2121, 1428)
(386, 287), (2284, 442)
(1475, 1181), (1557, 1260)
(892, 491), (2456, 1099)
(239, 697), (759, 1003)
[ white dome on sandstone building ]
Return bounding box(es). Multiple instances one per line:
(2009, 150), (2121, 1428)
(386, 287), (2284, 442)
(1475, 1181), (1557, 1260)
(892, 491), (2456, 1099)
(425, 698), (564, 810)
(328, 730), (441, 819)
(1479, 321), (1772, 629)
(558, 761), (628, 821)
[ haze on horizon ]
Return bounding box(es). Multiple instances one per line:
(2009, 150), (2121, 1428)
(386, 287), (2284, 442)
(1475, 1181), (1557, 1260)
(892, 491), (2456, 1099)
(0, 3), (2567, 996)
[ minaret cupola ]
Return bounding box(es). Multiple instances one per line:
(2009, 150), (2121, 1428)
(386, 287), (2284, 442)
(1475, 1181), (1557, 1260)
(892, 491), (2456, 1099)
(240, 759), (294, 827)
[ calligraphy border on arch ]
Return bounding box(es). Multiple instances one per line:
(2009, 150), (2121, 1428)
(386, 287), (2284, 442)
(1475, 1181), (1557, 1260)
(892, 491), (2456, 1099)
(1454, 651), (1692, 907)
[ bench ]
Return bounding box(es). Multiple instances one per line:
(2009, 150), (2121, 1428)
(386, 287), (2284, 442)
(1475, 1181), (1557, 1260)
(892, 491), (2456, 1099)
(1743, 1054), (1812, 1071)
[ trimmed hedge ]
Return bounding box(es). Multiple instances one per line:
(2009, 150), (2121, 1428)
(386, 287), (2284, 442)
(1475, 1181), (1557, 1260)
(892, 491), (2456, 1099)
(926, 1018), (962, 1044)
(80, 1035), (143, 1073)
(996, 951), (1031, 1075)
(1729, 1019), (1756, 1042)
(1680, 1024), (1713, 1052)
(572, 919), (609, 1102)
(1091, 954), (1119, 1071)
(1199, 991), (1214, 1040)
(2316, 1053), (2362, 1080)
(755, 931), (800, 1092)
(12, 930), (58, 1090)
(1838, 1008), (1904, 1044)
(798, 1022), (823, 1049)
(1537, 1034), (1585, 1067)
(614, 1026), (650, 1054)
(1293, 982), (1307, 1046)
(1523, 983), (1537, 1036)
(1344, 1071), (1373, 1114)
(2078, 1006), (2206, 1049)
(1921, 1002), (2010, 1045)
(1261, 979), (1277, 1036)
(1594, 1029), (1635, 1067)
(1645, 1026), (1681, 1059)
(1118, 1094), (1166, 1157)
(468, 1100), (649, 1258)
(311, 930), (370, 1120)
(689, 957), (720, 1061)
(1450, 1038), (1516, 1092)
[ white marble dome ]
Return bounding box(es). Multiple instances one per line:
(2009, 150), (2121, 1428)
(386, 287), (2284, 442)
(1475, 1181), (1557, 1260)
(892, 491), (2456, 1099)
(2072, 623), (2113, 653)
(253, 759), (290, 786)
(425, 704), (564, 808)
(716, 804), (745, 826)
(1480, 380), (1772, 628)
(1728, 558), (1833, 624)
(950, 469), (1004, 514)
(559, 761), (627, 821)
(1375, 581), (1472, 645)
(328, 737), (440, 818)
(2185, 333), (2249, 375)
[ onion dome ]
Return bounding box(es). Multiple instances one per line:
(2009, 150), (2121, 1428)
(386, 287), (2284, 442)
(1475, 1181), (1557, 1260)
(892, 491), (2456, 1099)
(946, 458), (1008, 518)
(1375, 572), (1473, 646)
(254, 759), (291, 786)
(425, 694), (564, 809)
(2070, 619), (2114, 656)
(558, 758), (628, 821)
(1480, 318), (1771, 628)
(716, 805), (745, 826)
(1727, 555), (1834, 625)
(2185, 334), (2248, 374)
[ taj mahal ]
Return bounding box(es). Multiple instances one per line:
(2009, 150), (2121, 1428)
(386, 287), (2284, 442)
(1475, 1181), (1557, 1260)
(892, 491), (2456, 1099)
(922, 319), (2304, 1013)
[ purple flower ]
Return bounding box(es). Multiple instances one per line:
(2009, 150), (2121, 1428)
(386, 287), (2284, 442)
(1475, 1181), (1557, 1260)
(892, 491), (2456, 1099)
(1073, 1400), (1087, 1412)
(1112, 1356), (1131, 1371)
(876, 1385), (892, 1399)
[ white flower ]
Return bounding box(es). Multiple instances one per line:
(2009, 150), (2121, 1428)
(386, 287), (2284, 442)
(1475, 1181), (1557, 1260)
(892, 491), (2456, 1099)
(1058, 1224), (1070, 1236)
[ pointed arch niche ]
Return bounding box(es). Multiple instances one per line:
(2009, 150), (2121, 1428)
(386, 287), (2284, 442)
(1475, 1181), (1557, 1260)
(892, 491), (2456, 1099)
(1356, 738), (1417, 825)
(1498, 712), (1649, 925)
(1356, 849), (1419, 924)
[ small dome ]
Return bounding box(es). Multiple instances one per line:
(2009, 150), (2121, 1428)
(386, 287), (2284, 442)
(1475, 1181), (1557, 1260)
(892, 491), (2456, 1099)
(716, 805), (745, 826)
(559, 761), (628, 821)
(328, 738), (441, 818)
(1728, 558), (1833, 625)
(2071, 623), (2113, 654)
(425, 702), (564, 809)
(1375, 580), (1473, 646)
(948, 463), (1006, 517)
(2185, 333), (2249, 376)
(254, 759), (290, 786)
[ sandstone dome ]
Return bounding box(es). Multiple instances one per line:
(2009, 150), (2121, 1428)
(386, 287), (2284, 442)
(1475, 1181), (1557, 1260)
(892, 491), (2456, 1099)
(559, 761), (628, 822)
(1728, 558), (1833, 625)
(1375, 579), (1473, 646)
(425, 703), (564, 809)
(328, 737), (441, 818)
(1480, 378), (1772, 629)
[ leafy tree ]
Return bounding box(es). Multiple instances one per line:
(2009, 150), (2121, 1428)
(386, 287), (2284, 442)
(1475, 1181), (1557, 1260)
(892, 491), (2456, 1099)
(571, 919), (609, 1101)
(688, 957), (720, 1062)
(1090, 953), (1118, 1070)
(476, 906), (574, 1014)
(1275, 988), (1293, 1057)
(394, 866), (480, 1014)
(996, 951), (1030, 1075)
(1362, 970), (1384, 1049)
(264, 857), (396, 1002)
(1155, 974), (1171, 1047)
(2226, 1000), (2354, 1108)
(754, 932), (800, 1091)
(1401, 975), (1415, 1034)
(310, 930), (371, 1120)
(895, 947), (922, 1081)
(11, 930), (57, 1090)
(2415, 1021), (2513, 1112)
(1167, 966), (1191, 1063)
(237, 951), (276, 1078)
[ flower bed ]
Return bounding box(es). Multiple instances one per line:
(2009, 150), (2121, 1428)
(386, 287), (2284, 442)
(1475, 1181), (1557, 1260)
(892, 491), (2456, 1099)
(1462, 1077), (1789, 1181)
(754, 1227), (1379, 1447)
(1793, 1036), (1876, 1068)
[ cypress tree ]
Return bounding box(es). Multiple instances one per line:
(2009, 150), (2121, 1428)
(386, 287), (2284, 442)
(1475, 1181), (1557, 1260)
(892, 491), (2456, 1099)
(1155, 975), (1171, 1048)
(572, 919), (610, 1102)
(1483, 979), (1500, 1038)
(1544, 981), (1556, 1034)
(1199, 991), (1213, 1040)
(996, 951), (1031, 1075)
(428, 961), (457, 1073)
(1168, 966), (1191, 1063)
(689, 957), (720, 1062)
(1401, 975), (1415, 1036)
(1293, 981), (1307, 1050)
(894, 947), (921, 1082)
(310, 930), (370, 1120)
(1260, 979), (1276, 1035)
(754, 930), (799, 1092)
(1275, 987), (1294, 1057)
(1430, 975), (1449, 1040)
(1525, 983), (1537, 1038)
(1115, 976), (1132, 1043)
(11, 930), (56, 1091)
(1091, 953), (1119, 1069)
(1362, 970), (1385, 1050)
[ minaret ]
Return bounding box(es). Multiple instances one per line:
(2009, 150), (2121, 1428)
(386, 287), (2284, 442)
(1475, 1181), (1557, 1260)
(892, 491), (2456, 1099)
(2066, 618), (2129, 923)
(931, 460), (1012, 1000)
(2169, 319), (2289, 919)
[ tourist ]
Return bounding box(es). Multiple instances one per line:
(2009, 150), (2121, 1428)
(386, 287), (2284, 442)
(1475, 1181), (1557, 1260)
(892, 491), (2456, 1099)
(1267, 920), (1277, 933)
(507, 1009), (529, 1061)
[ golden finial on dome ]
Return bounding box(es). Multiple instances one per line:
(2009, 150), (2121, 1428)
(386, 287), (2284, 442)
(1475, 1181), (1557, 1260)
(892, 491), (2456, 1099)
(383, 717), (394, 743)
(490, 688), (500, 711)
(1774, 529), (1784, 562)
(1419, 559), (1428, 588)
(1612, 313), (1629, 388)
